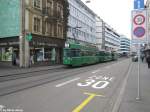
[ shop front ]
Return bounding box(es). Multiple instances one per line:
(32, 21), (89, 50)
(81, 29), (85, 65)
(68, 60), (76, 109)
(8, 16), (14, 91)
(29, 35), (65, 66)
(0, 37), (20, 66)
(0, 36), (65, 67)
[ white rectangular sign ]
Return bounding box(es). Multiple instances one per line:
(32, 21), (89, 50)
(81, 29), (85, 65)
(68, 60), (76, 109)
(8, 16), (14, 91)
(132, 9), (147, 43)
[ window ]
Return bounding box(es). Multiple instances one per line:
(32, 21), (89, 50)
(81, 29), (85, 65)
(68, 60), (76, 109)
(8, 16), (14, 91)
(57, 3), (63, 18)
(33, 17), (41, 33)
(47, 0), (53, 16)
(46, 22), (54, 36)
(57, 24), (63, 38)
(64, 49), (80, 57)
(33, 0), (41, 9)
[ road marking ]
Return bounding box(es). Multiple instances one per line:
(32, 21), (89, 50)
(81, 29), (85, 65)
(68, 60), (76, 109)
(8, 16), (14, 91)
(92, 69), (101, 73)
(72, 92), (104, 112)
(105, 66), (110, 69)
(55, 77), (80, 87)
(112, 63), (132, 112)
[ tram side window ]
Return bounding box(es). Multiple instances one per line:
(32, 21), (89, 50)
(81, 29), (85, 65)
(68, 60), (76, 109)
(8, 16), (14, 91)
(64, 49), (80, 57)
(99, 51), (105, 56)
(81, 50), (86, 56)
(71, 49), (80, 57)
(80, 50), (95, 56)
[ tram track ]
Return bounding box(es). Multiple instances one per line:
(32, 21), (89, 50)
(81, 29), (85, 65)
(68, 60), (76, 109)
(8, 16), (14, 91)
(0, 59), (120, 82)
(0, 59), (128, 97)
(0, 66), (67, 82)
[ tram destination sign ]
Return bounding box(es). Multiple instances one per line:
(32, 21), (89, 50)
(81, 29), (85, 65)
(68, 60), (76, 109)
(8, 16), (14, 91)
(0, 0), (21, 38)
(132, 9), (147, 43)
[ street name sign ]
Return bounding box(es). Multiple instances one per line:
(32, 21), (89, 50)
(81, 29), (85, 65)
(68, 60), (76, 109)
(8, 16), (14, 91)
(132, 9), (147, 43)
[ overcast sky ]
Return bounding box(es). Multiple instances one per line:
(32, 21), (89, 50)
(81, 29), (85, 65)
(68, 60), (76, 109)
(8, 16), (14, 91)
(81, 0), (137, 39)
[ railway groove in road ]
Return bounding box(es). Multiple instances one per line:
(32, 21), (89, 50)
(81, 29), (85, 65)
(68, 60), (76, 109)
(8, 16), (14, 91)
(0, 67), (66, 82)
(0, 59), (128, 97)
(0, 60), (121, 83)
(0, 58), (132, 112)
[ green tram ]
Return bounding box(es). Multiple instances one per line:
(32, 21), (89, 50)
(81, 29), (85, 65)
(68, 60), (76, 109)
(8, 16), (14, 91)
(63, 43), (117, 66)
(111, 51), (118, 61)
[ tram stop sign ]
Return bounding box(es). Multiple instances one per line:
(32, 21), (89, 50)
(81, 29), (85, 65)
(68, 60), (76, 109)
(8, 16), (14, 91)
(26, 33), (32, 41)
(132, 10), (147, 43)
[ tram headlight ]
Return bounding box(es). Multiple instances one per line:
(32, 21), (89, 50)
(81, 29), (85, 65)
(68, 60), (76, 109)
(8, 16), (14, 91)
(65, 43), (69, 48)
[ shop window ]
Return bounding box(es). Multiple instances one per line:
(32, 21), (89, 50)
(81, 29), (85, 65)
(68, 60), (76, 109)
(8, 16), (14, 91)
(0, 48), (12, 61)
(44, 48), (52, 61)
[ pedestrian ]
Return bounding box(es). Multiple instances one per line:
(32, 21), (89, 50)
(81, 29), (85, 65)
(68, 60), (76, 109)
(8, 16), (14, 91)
(29, 55), (34, 67)
(141, 53), (144, 62)
(12, 52), (16, 66)
(146, 54), (150, 68)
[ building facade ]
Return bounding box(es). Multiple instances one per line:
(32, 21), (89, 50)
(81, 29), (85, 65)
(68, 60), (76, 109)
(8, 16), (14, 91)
(67, 0), (97, 45)
(95, 16), (103, 50)
(0, 0), (69, 67)
(119, 35), (130, 55)
(103, 23), (121, 52)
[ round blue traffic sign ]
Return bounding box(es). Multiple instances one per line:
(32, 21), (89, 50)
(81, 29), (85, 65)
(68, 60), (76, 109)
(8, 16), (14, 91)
(133, 27), (145, 38)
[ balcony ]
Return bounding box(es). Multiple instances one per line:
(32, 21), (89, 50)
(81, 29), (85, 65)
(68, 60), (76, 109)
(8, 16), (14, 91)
(42, 8), (63, 22)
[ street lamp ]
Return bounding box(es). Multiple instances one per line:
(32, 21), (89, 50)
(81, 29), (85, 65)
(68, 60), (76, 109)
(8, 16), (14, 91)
(85, 0), (91, 3)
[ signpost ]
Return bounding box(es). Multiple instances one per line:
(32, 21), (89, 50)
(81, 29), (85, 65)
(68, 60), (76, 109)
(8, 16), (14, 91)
(132, 6), (147, 100)
(132, 10), (147, 43)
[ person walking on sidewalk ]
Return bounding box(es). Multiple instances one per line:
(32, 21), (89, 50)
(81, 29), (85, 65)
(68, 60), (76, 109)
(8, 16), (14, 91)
(146, 54), (150, 68)
(12, 52), (16, 66)
(141, 53), (145, 62)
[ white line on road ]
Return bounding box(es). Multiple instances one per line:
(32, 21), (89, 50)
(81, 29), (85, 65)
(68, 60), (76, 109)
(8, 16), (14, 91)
(55, 77), (80, 87)
(92, 69), (101, 73)
(105, 66), (110, 69)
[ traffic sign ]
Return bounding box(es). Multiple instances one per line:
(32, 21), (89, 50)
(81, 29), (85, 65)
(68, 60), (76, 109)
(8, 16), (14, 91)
(134, 0), (144, 9)
(133, 27), (145, 37)
(133, 14), (145, 25)
(132, 9), (147, 43)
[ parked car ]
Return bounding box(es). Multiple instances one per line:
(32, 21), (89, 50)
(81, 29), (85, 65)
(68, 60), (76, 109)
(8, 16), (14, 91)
(132, 55), (138, 62)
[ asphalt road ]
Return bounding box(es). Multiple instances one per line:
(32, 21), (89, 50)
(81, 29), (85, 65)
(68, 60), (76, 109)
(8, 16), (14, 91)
(0, 59), (131, 112)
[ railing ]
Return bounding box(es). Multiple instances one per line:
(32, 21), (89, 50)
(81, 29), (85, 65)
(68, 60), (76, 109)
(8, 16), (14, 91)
(42, 8), (63, 21)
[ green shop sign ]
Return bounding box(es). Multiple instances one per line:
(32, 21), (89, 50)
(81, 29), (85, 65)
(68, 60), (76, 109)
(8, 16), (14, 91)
(0, 0), (20, 38)
(26, 33), (32, 41)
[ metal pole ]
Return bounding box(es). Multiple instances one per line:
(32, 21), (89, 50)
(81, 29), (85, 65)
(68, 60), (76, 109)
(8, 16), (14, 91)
(136, 43), (141, 100)
(146, 8), (149, 46)
(19, 0), (23, 67)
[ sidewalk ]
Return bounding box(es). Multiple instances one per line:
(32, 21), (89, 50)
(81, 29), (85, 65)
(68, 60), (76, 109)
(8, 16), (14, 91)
(119, 61), (150, 112)
(0, 64), (65, 77)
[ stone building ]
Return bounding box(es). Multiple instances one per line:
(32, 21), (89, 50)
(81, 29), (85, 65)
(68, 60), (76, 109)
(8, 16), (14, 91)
(0, 0), (69, 67)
